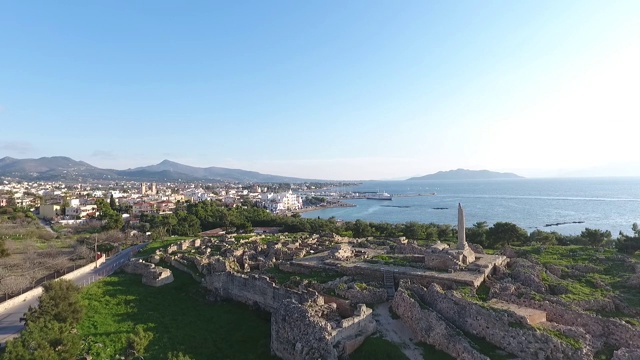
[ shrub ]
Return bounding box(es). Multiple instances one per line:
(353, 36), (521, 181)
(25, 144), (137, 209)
(355, 282), (368, 291)
(127, 325), (154, 359)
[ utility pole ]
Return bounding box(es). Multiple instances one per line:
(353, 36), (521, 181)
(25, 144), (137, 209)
(95, 234), (98, 269)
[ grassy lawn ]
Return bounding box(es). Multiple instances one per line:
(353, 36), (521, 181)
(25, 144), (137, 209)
(136, 236), (193, 258)
(78, 268), (277, 360)
(419, 344), (455, 360)
(350, 336), (408, 360)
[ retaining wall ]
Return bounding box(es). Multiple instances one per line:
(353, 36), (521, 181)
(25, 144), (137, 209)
(271, 300), (376, 360)
(0, 256), (105, 313)
(203, 271), (319, 312)
(414, 283), (592, 360)
(497, 296), (640, 351)
(392, 286), (488, 360)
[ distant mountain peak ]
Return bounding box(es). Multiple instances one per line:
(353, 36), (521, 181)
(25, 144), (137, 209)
(407, 169), (523, 181)
(0, 156), (319, 182)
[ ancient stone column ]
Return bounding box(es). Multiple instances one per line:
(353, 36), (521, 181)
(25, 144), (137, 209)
(457, 203), (467, 250)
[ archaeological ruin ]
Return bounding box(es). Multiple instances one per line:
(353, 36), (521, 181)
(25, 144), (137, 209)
(130, 204), (640, 360)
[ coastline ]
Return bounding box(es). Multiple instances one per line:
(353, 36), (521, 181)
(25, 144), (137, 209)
(292, 201), (356, 214)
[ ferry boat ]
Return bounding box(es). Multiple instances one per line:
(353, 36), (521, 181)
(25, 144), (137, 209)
(365, 192), (392, 200)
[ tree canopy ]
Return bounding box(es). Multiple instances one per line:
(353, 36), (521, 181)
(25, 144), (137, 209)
(25, 279), (84, 326)
(4, 279), (85, 360)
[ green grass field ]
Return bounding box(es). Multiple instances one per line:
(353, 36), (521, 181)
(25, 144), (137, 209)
(349, 336), (409, 360)
(78, 268), (277, 360)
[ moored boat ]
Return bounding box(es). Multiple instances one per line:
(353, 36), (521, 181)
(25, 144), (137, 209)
(366, 192), (392, 200)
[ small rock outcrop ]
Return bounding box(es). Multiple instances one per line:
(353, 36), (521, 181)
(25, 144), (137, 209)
(329, 244), (354, 261)
(612, 348), (640, 360)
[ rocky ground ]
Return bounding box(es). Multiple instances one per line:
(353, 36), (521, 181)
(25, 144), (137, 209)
(372, 303), (424, 360)
(150, 234), (640, 360)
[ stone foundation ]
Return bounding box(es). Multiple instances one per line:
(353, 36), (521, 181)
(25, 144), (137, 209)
(494, 295), (640, 351)
(405, 282), (593, 360)
(122, 259), (174, 287)
(203, 271), (318, 312)
(488, 299), (547, 325)
(271, 300), (376, 360)
(204, 270), (376, 359)
(392, 287), (488, 360)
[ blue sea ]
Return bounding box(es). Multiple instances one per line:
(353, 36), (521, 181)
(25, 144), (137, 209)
(301, 178), (640, 236)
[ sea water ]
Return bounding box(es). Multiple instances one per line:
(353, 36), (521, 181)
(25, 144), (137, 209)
(301, 178), (640, 235)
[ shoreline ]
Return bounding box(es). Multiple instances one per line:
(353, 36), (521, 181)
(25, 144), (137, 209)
(292, 202), (356, 214)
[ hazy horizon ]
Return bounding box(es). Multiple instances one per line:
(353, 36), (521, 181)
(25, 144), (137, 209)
(5, 154), (640, 182)
(2, 1), (639, 179)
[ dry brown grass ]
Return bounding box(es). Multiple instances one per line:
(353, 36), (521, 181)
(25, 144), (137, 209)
(0, 216), (93, 298)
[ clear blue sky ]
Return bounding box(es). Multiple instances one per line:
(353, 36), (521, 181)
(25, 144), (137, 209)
(1, 1), (639, 180)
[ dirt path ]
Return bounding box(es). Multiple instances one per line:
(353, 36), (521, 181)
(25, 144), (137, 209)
(373, 302), (424, 360)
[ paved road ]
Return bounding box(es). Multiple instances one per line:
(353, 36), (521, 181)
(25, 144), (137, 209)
(0, 242), (148, 346)
(38, 219), (56, 234)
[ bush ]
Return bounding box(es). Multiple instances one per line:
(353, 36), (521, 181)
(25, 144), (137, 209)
(355, 282), (368, 291)
(0, 239), (9, 258)
(167, 352), (193, 360)
(127, 325), (154, 359)
(26, 279), (84, 326)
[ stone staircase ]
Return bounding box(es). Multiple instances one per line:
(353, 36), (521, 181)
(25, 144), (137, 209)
(383, 270), (395, 301)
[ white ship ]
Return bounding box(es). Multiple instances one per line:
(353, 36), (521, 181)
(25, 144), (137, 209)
(365, 192), (392, 200)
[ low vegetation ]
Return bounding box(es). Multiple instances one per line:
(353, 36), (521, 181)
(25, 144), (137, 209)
(135, 236), (192, 258)
(349, 335), (409, 360)
(520, 245), (640, 306)
(535, 326), (583, 350)
(266, 267), (342, 285)
(77, 268), (277, 359)
(0, 210), (95, 300)
(419, 344), (456, 360)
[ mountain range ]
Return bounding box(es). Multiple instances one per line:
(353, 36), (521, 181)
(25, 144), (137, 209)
(407, 169), (524, 181)
(0, 156), (312, 183)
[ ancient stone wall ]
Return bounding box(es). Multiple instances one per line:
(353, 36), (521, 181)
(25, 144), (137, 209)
(203, 271), (319, 312)
(170, 259), (202, 282)
(322, 295), (353, 318)
(278, 262), (316, 274)
(424, 253), (459, 271)
(332, 304), (377, 356)
(496, 296), (640, 351)
(395, 243), (430, 255)
(271, 299), (337, 360)
(392, 287), (488, 360)
(613, 348), (640, 360)
(336, 286), (387, 305)
(122, 260), (174, 287)
(271, 300), (376, 360)
(415, 283), (592, 360)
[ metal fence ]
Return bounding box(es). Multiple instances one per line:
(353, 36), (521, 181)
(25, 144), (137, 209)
(77, 258), (129, 287)
(1, 247), (142, 303)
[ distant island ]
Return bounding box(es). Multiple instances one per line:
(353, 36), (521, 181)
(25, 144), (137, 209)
(407, 169), (524, 181)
